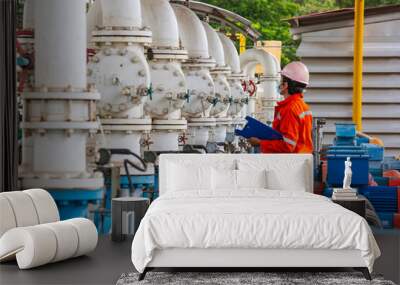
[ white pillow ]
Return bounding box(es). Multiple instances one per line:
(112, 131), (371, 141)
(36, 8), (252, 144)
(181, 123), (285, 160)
(167, 162), (212, 192)
(212, 168), (237, 190)
(236, 169), (267, 189)
(265, 161), (307, 192)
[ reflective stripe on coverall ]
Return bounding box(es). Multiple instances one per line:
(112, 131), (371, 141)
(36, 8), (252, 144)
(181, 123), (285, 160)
(260, 93), (313, 153)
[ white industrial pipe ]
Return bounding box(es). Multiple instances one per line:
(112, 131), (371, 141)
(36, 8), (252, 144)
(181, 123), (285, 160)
(141, 0), (180, 48)
(87, 0), (153, 173)
(172, 4), (217, 147)
(101, 0), (142, 28)
(22, 0), (34, 30)
(141, 0), (188, 152)
(20, 0), (102, 189)
(202, 22), (225, 67)
(240, 48), (281, 124)
(35, 1), (86, 89)
(202, 21), (232, 144)
(173, 5), (209, 59)
(86, 0), (102, 46)
(218, 33), (247, 120)
(218, 33), (241, 74)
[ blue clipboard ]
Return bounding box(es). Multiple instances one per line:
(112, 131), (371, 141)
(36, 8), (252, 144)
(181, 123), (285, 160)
(235, 116), (283, 140)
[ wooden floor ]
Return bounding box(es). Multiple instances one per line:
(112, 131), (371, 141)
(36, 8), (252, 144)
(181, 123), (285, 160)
(0, 236), (134, 285)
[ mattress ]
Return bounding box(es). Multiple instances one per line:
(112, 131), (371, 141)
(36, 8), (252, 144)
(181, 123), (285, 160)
(131, 190), (380, 273)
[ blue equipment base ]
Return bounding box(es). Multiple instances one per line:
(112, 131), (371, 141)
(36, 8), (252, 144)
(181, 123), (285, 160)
(47, 188), (104, 220)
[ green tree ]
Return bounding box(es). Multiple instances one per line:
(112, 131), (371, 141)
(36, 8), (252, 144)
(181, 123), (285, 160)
(200, 0), (400, 66)
(201, 0), (300, 65)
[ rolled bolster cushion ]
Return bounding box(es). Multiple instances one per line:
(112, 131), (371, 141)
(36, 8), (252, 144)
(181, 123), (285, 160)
(0, 218), (98, 269)
(66, 218), (98, 257)
(0, 226), (57, 269)
(0, 192), (39, 227)
(0, 196), (17, 238)
(42, 221), (79, 263)
(23, 189), (60, 224)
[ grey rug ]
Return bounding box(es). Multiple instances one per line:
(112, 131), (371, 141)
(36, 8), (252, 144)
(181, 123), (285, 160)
(116, 272), (396, 285)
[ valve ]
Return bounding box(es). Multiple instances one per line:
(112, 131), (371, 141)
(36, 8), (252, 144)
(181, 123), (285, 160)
(140, 134), (153, 150)
(207, 96), (219, 106)
(241, 80), (247, 92)
(147, 83), (153, 100)
(178, 90), (190, 103)
(248, 80), (257, 97)
(178, 133), (188, 145)
(241, 97), (249, 104)
(16, 56), (30, 68)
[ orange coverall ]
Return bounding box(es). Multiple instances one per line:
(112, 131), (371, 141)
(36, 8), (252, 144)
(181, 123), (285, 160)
(260, 93), (313, 154)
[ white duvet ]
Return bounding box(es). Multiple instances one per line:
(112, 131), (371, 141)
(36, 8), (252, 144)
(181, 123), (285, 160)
(131, 190), (380, 273)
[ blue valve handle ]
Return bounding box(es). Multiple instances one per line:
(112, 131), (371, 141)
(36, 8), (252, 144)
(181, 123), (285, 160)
(16, 56), (30, 67)
(147, 83), (153, 100)
(185, 90), (190, 103)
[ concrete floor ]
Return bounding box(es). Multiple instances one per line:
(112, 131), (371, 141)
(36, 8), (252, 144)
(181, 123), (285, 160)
(0, 236), (134, 285)
(1, 232), (399, 285)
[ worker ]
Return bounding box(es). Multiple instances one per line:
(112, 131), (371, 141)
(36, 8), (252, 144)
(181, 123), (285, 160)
(248, 61), (313, 153)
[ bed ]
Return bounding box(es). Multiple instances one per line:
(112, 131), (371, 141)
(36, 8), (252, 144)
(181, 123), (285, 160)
(131, 154), (380, 280)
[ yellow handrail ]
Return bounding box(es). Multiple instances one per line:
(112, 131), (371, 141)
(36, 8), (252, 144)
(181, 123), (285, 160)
(352, 0), (365, 131)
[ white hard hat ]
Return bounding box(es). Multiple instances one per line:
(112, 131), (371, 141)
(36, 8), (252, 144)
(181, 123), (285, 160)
(281, 61), (309, 86)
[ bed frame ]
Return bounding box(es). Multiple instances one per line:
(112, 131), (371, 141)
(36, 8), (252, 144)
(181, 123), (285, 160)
(137, 154), (372, 281)
(139, 248), (371, 280)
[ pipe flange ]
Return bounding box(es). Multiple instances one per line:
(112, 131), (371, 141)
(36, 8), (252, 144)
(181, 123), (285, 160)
(92, 29), (152, 45)
(231, 118), (247, 126)
(260, 75), (281, 82)
(101, 124), (152, 132)
(21, 122), (100, 130)
(188, 117), (217, 127)
(100, 118), (152, 125)
(215, 117), (233, 126)
(22, 91), (100, 101)
(182, 57), (216, 69)
(152, 119), (187, 130)
(21, 177), (104, 190)
(152, 119), (187, 125)
(228, 73), (248, 81)
(146, 48), (188, 61)
(210, 65), (231, 75)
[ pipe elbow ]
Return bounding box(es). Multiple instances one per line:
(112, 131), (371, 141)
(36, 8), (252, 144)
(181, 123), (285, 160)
(240, 49), (280, 77)
(172, 4), (209, 59)
(218, 33), (241, 74)
(141, 0), (180, 48)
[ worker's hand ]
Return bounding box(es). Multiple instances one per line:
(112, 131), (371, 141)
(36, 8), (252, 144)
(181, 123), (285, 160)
(248, 137), (261, 146)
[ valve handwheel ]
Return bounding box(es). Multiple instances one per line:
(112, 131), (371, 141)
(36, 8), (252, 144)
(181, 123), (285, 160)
(248, 80), (257, 97)
(178, 133), (188, 145)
